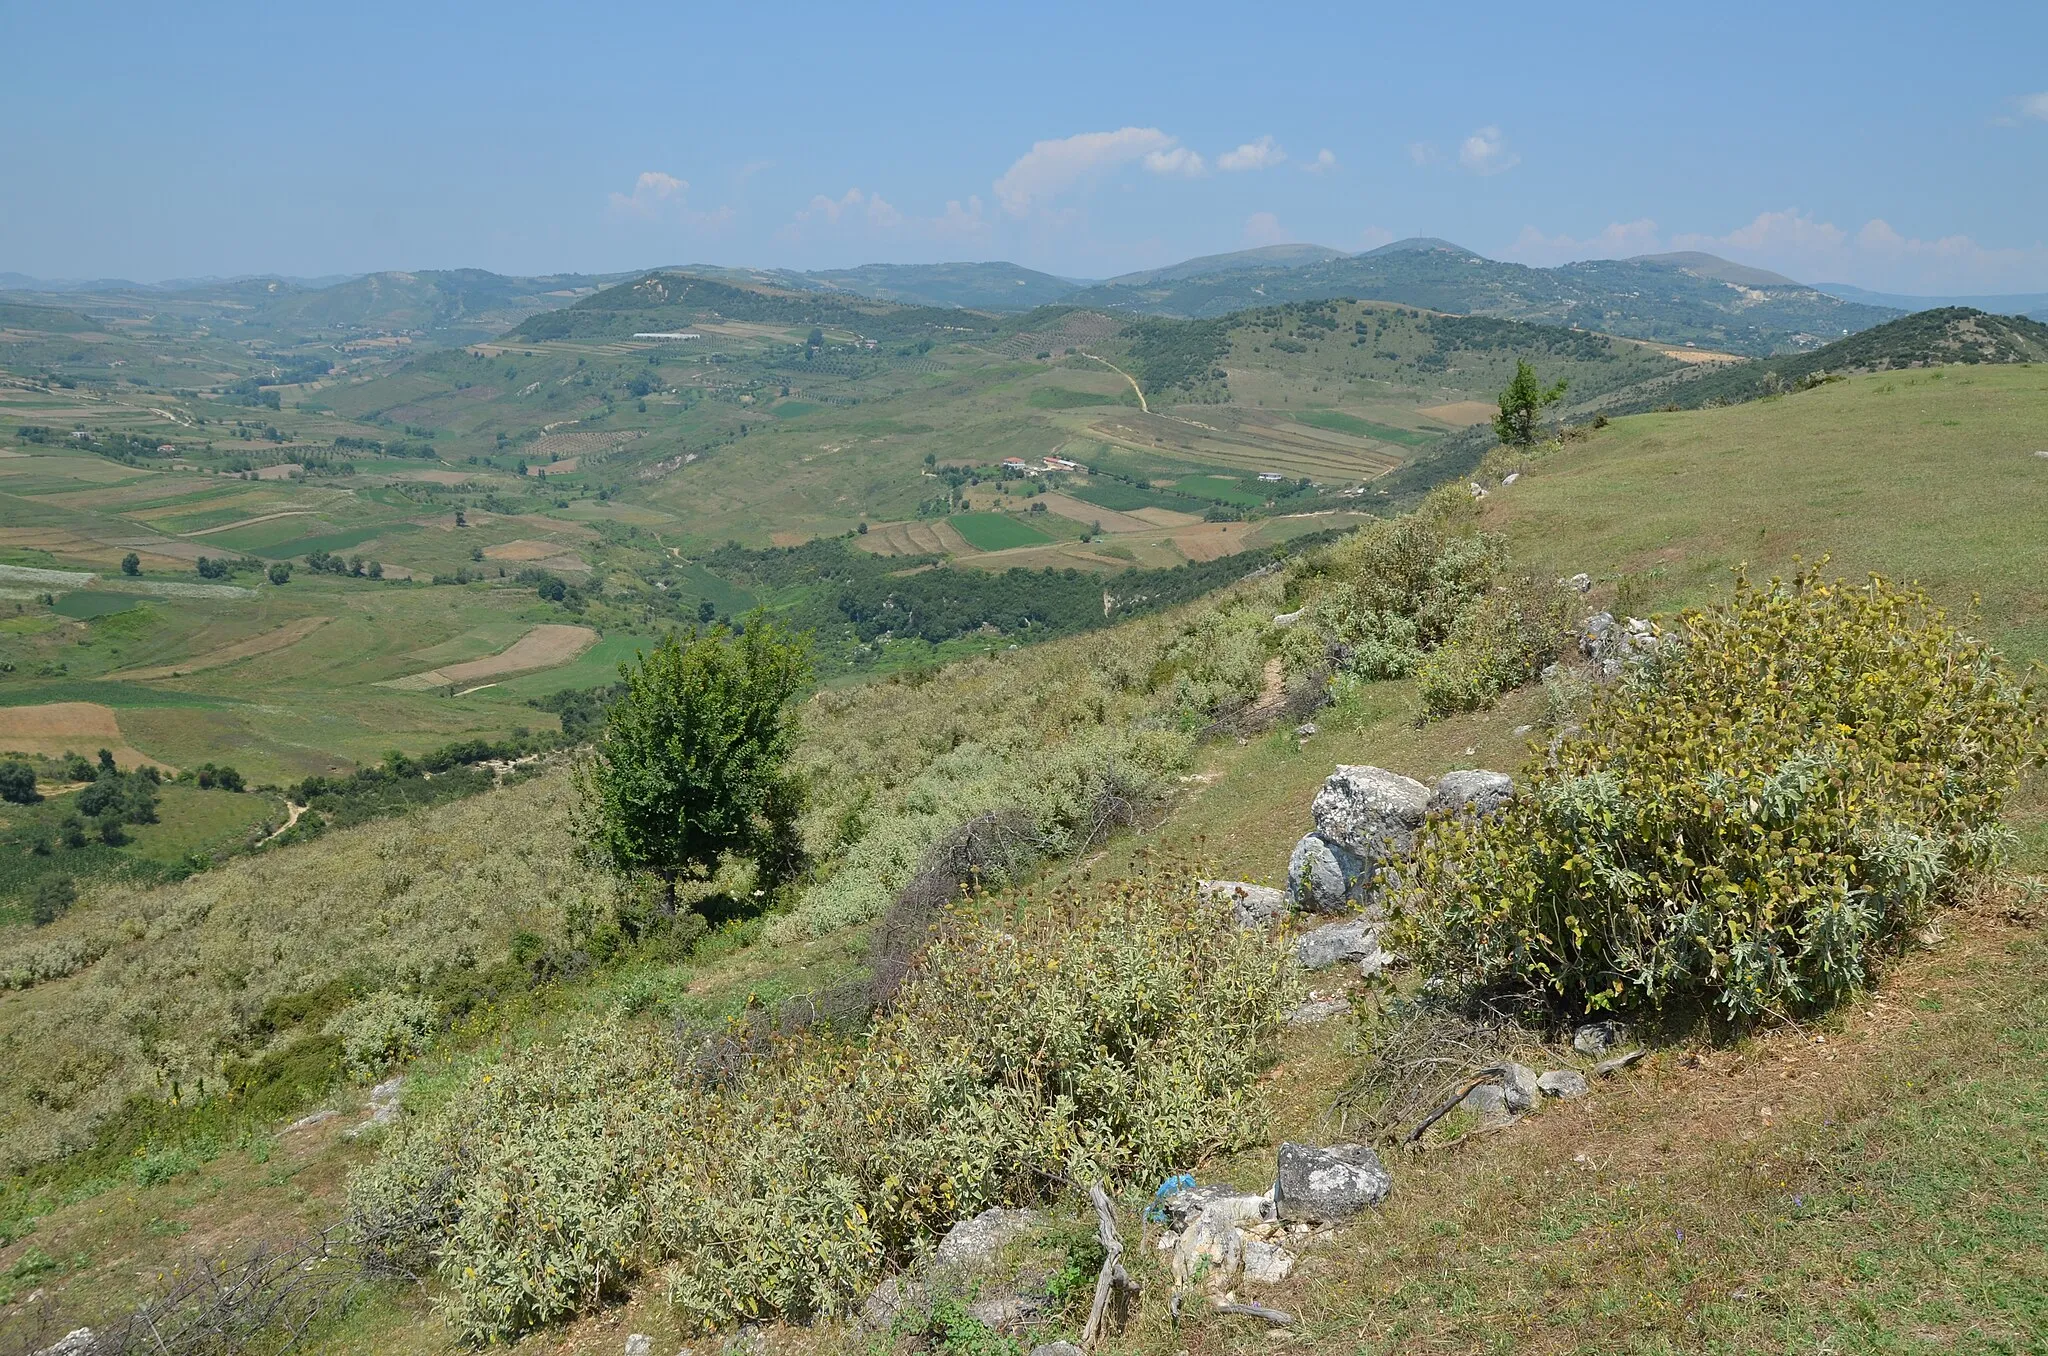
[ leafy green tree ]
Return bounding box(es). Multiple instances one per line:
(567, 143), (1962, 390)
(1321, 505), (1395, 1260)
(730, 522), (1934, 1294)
(120, 552), (141, 576)
(59, 815), (88, 849)
(574, 617), (812, 912)
(31, 876), (76, 926)
(1493, 359), (1569, 446)
(267, 562), (292, 585)
(0, 760), (37, 804)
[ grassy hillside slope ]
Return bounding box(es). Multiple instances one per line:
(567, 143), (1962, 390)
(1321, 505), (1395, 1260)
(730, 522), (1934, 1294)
(1600, 307), (2048, 414)
(1486, 364), (2048, 667)
(2, 361), (2042, 1354)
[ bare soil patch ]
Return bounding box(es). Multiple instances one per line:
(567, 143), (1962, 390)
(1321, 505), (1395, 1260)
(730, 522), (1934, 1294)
(1034, 492), (1153, 535)
(1130, 506), (1204, 528)
(1169, 524), (1246, 562)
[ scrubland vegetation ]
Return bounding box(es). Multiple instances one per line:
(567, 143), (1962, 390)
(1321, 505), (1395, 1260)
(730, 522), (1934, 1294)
(3, 258), (2046, 1355)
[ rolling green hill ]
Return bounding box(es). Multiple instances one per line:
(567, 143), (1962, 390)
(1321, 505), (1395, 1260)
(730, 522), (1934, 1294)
(507, 270), (1005, 342)
(1066, 239), (1901, 356)
(1598, 306), (2048, 413)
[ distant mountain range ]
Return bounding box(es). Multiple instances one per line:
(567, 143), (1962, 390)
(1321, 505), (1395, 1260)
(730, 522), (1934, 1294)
(1813, 282), (2048, 323)
(9, 243), (2047, 355)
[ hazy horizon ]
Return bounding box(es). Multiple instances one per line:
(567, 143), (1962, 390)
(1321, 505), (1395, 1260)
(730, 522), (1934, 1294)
(4, 1), (2046, 293)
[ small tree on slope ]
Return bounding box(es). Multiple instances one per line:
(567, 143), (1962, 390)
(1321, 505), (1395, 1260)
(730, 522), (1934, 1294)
(1493, 358), (1569, 446)
(574, 617), (811, 912)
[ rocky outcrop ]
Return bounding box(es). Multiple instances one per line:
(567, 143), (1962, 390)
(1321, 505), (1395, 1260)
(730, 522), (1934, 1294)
(860, 1206), (1050, 1335)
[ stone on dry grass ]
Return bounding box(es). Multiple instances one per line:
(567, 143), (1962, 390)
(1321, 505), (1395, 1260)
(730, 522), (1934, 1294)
(1573, 1019), (1632, 1057)
(1538, 1069), (1590, 1099)
(1285, 994), (1351, 1026)
(1274, 1142), (1391, 1221)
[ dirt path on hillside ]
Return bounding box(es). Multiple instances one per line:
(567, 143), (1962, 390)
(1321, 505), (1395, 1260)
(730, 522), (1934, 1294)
(1079, 352), (1148, 412)
(181, 509), (318, 538)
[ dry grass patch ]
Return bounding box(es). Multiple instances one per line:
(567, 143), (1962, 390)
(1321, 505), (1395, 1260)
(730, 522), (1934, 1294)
(0, 701), (167, 770)
(1420, 400), (1499, 426)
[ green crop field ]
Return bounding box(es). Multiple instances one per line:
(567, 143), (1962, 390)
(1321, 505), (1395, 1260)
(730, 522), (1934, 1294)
(1174, 473), (1267, 506)
(1292, 408), (1443, 445)
(49, 591), (145, 620)
(948, 511), (1055, 551)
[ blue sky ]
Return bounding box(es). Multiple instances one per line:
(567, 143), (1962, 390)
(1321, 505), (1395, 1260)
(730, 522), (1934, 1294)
(4, 1), (2046, 292)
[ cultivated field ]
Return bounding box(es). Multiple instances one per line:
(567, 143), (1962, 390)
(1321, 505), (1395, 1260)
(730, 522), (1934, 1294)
(378, 623), (599, 691)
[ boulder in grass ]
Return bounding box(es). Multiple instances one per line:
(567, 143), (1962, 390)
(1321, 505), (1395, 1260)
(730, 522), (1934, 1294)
(1197, 879), (1288, 929)
(1295, 918), (1380, 971)
(935, 1207), (1044, 1273)
(1274, 1142), (1391, 1221)
(1461, 1062), (1540, 1118)
(1427, 770), (1514, 819)
(1538, 1069), (1590, 1099)
(1311, 766), (1430, 867)
(1285, 833), (1366, 914)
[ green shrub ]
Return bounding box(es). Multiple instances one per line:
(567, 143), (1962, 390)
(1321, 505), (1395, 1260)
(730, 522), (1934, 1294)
(325, 991), (437, 1077)
(1414, 575), (1573, 718)
(349, 869), (1298, 1342)
(1397, 570), (2045, 1019)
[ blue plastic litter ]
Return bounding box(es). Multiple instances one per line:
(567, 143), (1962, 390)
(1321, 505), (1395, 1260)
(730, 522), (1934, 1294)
(1147, 1172), (1196, 1222)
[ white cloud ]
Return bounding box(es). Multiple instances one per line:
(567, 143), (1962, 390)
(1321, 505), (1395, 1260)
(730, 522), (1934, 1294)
(1457, 126), (1518, 175)
(1303, 148), (1339, 174)
(1508, 207), (2048, 292)
(1218, 136), (1286, 172)
(1243, 212), (1293, 246)
(1407, 141), (1438, 166)
(778, 187), (906, 242)
(606, 172), (732, 230)
(2019, 91), (2048, 120)
(1506, 218), (1663, 264)
(1143, 145), (1209, 177)
(1681, 208), (1846, 254)
(993, 127), (1202, 215)
(936, 196), (991, 239)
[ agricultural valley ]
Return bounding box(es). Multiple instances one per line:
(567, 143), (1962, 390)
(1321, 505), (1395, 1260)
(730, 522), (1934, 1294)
(2, 235), (2046, 1356)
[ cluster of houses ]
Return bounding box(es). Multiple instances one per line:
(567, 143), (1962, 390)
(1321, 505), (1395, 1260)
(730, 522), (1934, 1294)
(1000, 454), (1088, 476)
